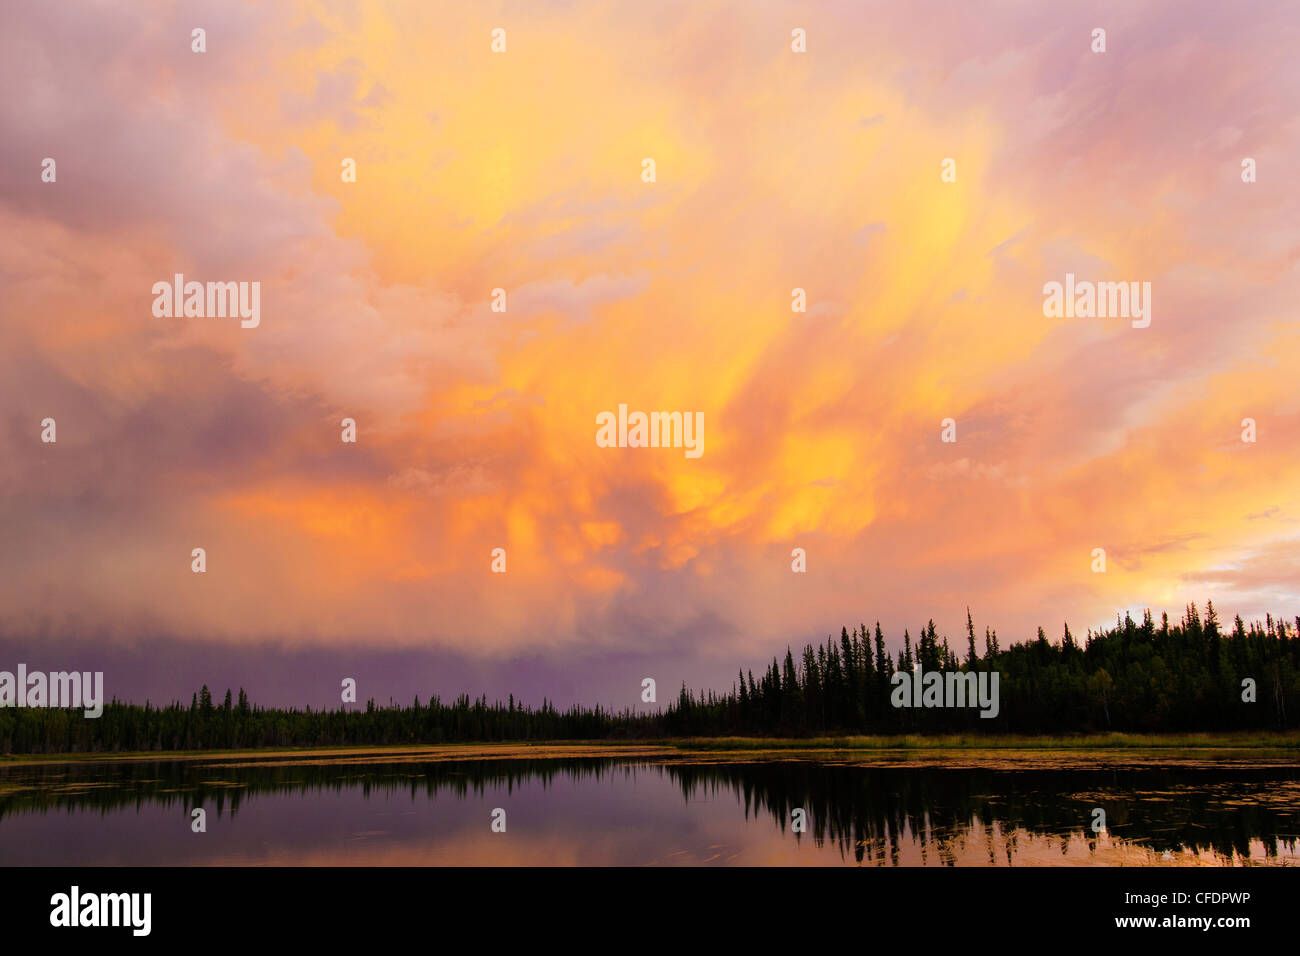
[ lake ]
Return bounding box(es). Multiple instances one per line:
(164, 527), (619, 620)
(2, 745), (1297, 866)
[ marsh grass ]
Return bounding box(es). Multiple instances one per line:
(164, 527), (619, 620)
(668, 732), (1300, 751)
(5, 731), (1300, 764)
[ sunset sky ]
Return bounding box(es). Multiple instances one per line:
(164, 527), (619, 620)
(2, 0), (1298, 708)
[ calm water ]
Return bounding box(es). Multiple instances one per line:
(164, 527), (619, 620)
(2, 749), (1298, 866)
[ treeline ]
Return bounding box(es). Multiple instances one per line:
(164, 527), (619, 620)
(666, 603), (1299, 735)
(0, 686), (659, 754)
(1, 602), (1296, 752)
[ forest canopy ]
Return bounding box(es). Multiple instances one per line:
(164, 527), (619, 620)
(1, 602), (1295, 753)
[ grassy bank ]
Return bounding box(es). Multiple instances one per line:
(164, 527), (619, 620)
(668, 731), (1300, 751)
(4, 730), (1300, 764)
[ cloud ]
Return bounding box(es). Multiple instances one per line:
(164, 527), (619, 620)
(1, 0), (1297, 703)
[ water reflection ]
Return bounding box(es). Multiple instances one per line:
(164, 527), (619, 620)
(1, 754), (1296, 865)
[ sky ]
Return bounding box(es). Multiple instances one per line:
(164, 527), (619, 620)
(1, 0), (1298, 710)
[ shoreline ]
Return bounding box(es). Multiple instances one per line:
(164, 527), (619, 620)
(3, 730), (1300, 767)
